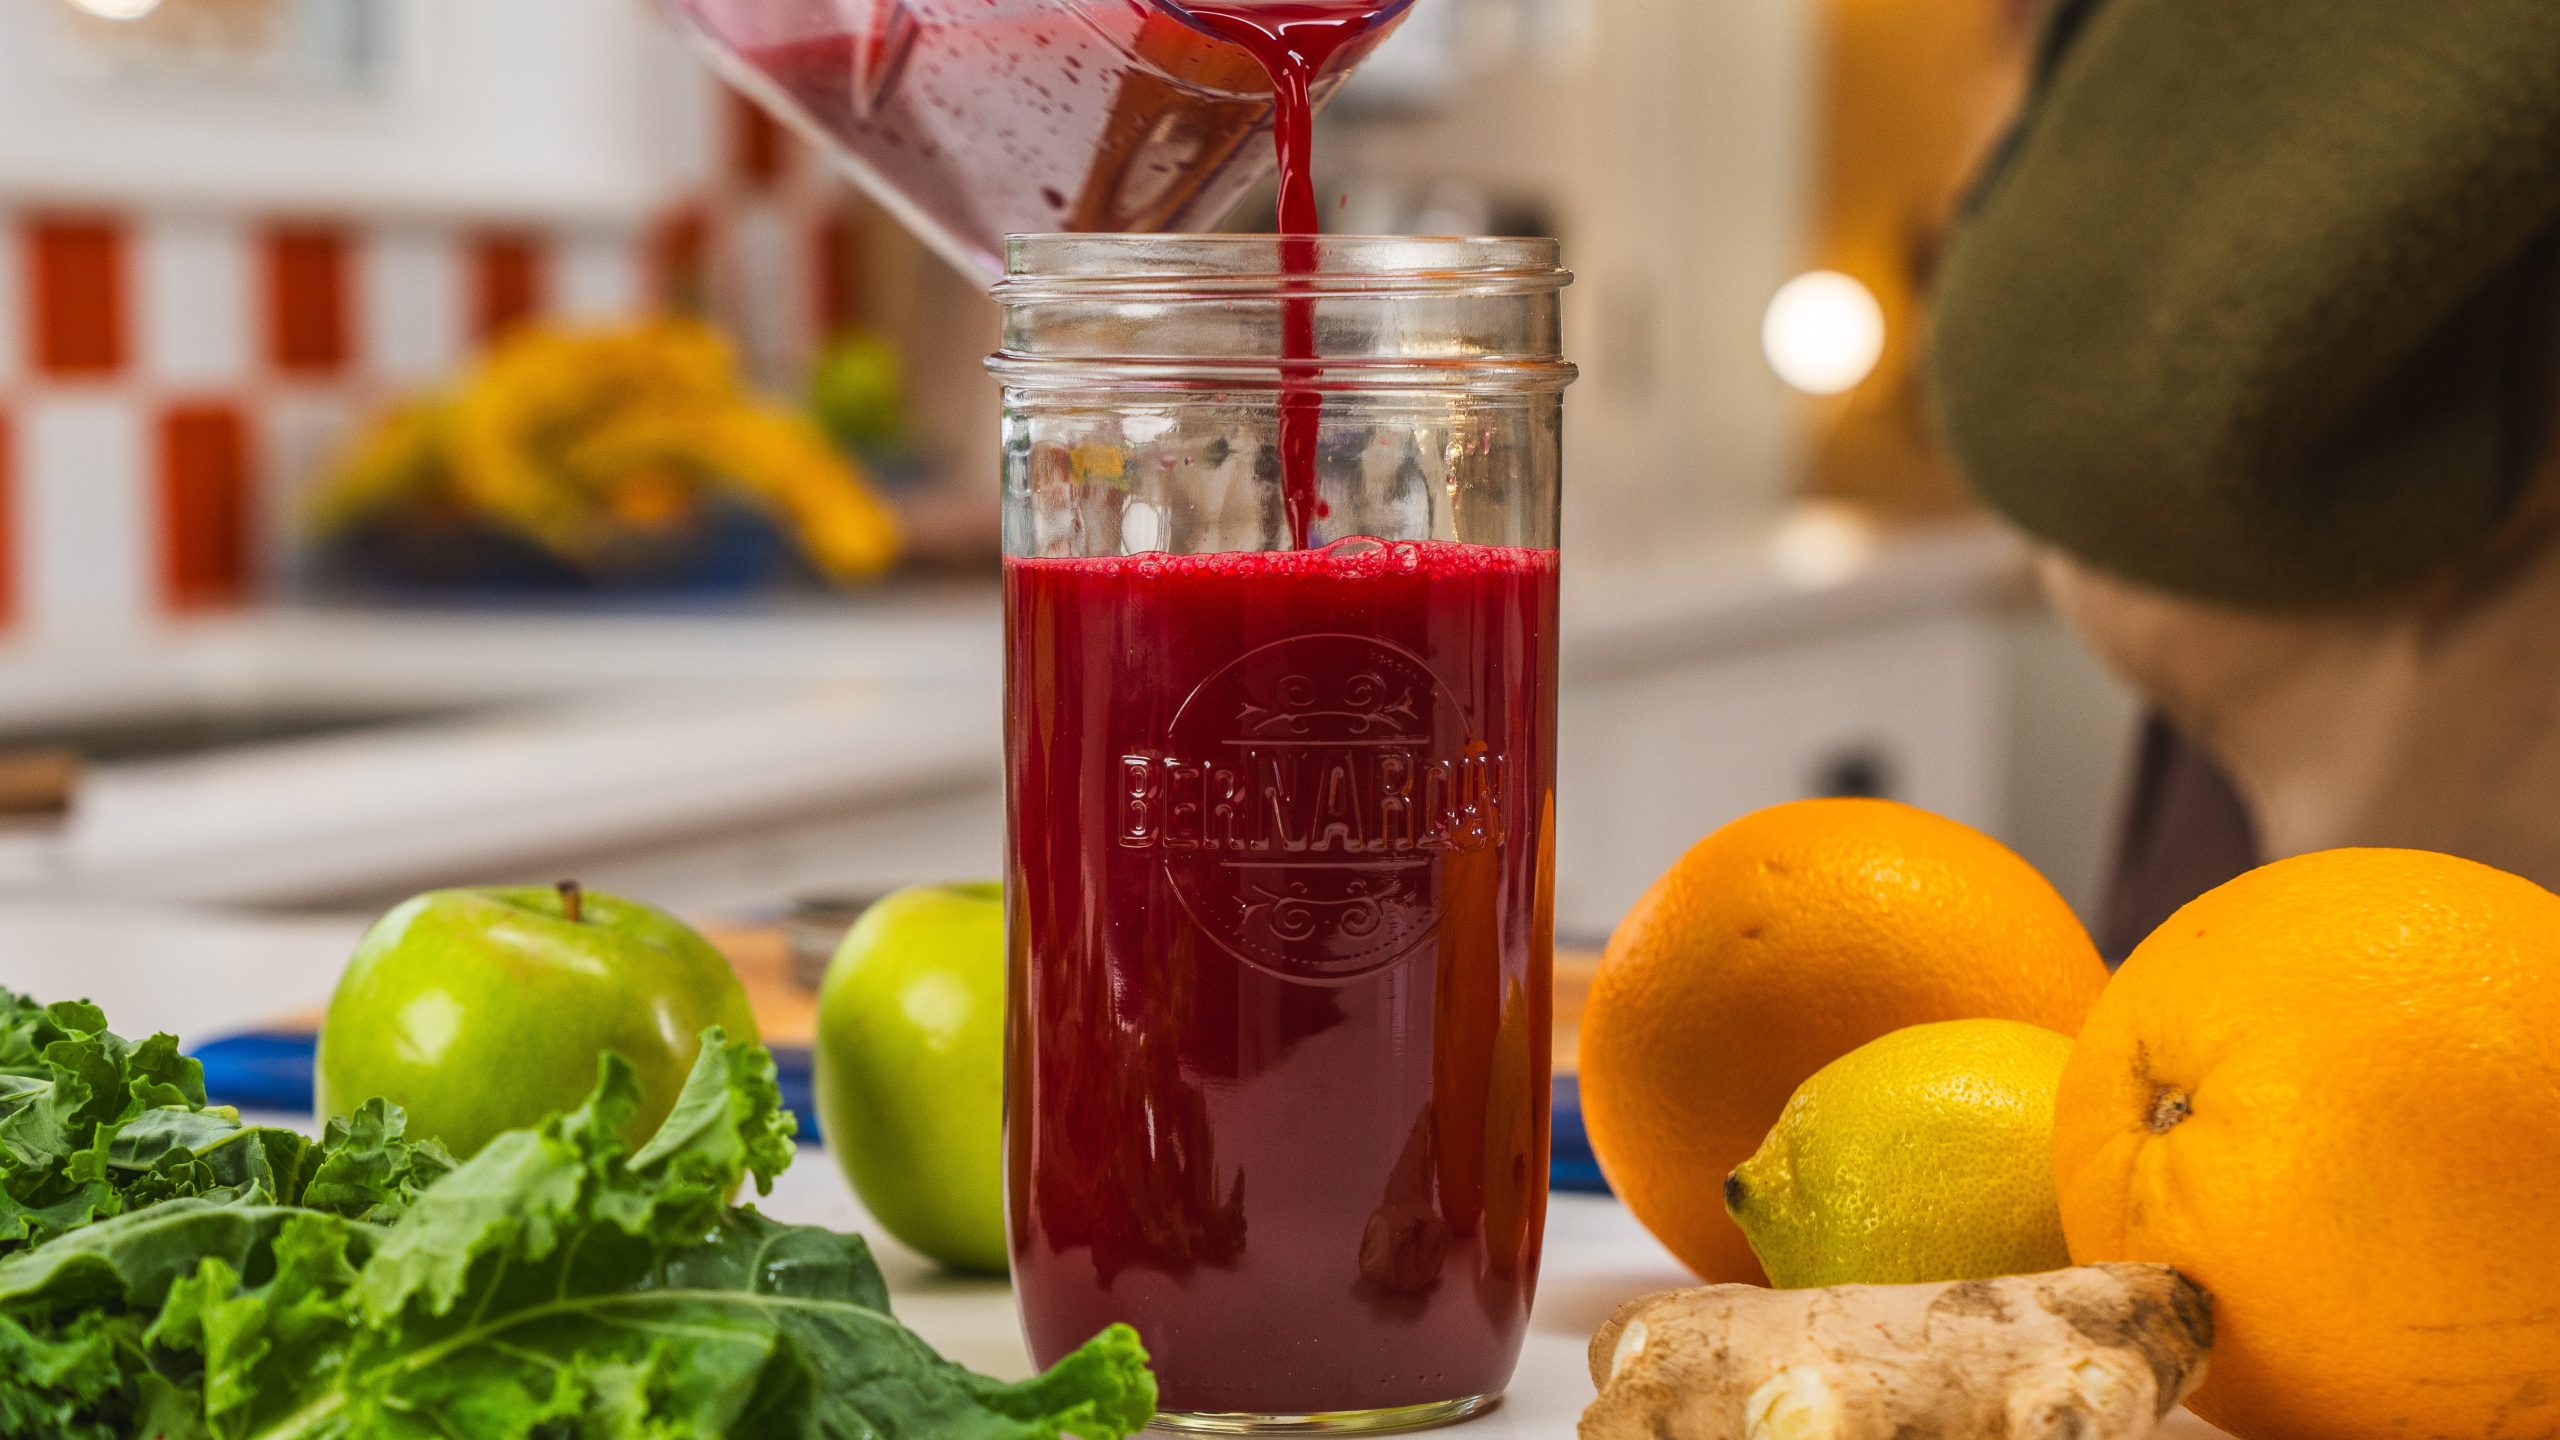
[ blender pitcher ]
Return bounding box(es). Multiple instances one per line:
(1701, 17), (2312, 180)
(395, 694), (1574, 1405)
(664, 0), (1410, 281)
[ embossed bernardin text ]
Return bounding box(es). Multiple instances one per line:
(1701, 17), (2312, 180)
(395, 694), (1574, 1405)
(1128, 633), (1505, 982)
(1119, 746), (1503, 856)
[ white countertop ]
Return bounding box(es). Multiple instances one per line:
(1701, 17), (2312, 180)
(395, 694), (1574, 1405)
(774, 1162), (1688, 1437)
(769, 1149), (2234, 1438)
(0, 897), (366, 1039)
(0, 592), (1004, 908)
(770, 1163), (2233, 1438)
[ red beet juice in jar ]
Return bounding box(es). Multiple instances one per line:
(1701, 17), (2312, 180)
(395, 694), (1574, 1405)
(1004, 539), (1557, 1418)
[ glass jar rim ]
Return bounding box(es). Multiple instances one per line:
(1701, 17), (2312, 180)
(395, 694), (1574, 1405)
(991, 234), (1576, 391)
(995, 234), (1571, 301)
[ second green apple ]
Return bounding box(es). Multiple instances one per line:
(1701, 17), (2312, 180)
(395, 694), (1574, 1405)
(815, 882), (1009, 1274)
(318, 882), (756, 1159)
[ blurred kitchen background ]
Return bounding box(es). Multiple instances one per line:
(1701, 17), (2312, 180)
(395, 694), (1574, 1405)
(0, 0), (2129, 1016)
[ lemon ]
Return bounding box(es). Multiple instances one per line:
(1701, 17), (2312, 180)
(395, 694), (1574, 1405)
(1724, 1018), (2076, 1289)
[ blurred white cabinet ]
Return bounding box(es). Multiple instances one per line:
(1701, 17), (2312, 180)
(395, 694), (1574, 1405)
(1555, 612), (2005, 938)
(1549, 522), (2139, 936)
(0, 0), (708, 218)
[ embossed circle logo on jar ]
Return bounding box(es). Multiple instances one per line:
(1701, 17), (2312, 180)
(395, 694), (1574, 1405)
(1119, 632), (1504, 982)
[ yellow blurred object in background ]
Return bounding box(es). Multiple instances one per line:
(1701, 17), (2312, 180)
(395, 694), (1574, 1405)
(310, 318), (901, 585)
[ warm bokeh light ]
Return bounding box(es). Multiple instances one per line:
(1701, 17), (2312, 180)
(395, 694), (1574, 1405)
(62, 0), (166, 18)
(1762, 270), (1886, 396)
(1769, 500), (1881, 587)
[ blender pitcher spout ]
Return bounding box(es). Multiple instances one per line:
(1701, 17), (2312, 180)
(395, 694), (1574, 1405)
(1148, 0), (1418, 39)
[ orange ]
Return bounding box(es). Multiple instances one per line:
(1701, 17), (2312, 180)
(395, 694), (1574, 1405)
(2054, 848), (2560, 1440)
(1579, 798), (2107, 1283)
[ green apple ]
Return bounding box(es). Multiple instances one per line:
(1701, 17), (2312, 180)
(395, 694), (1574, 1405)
(815, 882), (1007, 1274)
(317, 883), (757, 1158)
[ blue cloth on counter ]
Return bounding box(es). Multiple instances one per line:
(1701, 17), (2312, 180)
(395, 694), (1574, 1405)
(1549, 1074), (1607, 1195)
(191, 1032), (1616, 1197)
(190, 1032), (819, 1143)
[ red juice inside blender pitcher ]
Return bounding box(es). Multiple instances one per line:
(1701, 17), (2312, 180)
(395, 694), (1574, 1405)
(666, 0), (1401, 280)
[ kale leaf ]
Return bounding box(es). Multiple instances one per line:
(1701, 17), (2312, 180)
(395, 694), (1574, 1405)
(0, 990), (452, 1257)
(0, 1014), (1156, 1439)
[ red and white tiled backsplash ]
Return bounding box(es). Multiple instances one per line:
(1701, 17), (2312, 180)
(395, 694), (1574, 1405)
(0, 95), (865, 633)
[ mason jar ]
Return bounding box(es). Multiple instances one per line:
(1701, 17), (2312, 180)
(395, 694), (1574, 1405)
(993, 234), (1572, 1433)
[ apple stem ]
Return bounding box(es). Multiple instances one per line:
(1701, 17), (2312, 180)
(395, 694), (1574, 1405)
(558, 880), (585, 924)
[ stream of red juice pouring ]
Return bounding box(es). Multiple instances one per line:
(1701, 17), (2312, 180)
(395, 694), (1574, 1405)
(1160, 0), (1390, 545)
(1006, 542), (1558, 1415)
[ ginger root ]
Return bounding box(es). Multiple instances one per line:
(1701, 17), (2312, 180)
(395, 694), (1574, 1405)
(1582, 1263), (2212, 1440)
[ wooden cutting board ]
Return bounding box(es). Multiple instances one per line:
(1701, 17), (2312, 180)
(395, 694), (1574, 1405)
(709, 924), (1601, 1075)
